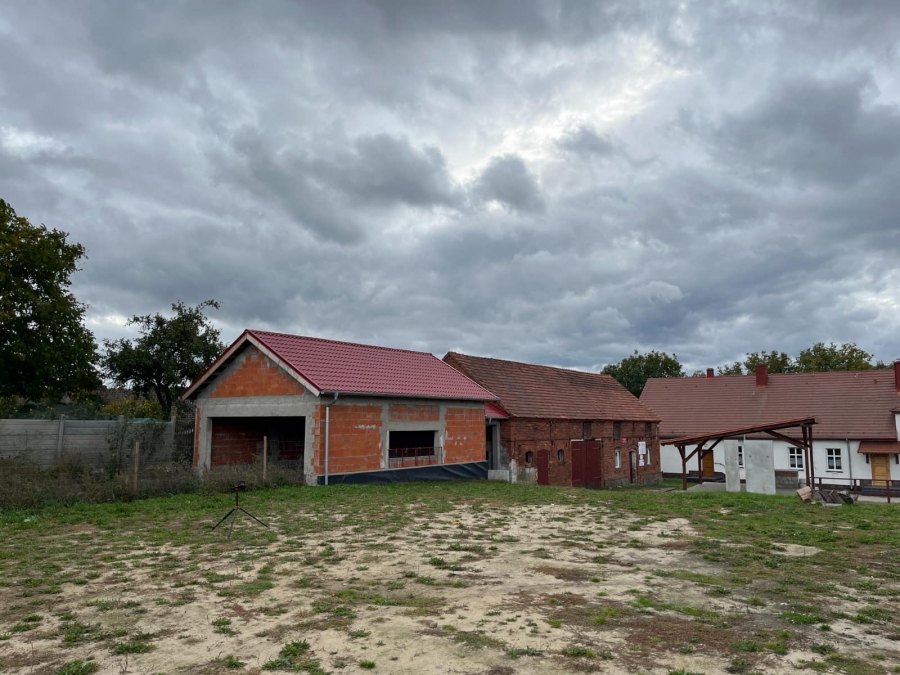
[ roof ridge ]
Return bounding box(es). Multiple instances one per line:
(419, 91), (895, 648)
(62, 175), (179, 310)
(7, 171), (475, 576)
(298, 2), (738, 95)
(249, 329), (439, 358)
(447, 351), (614, 380)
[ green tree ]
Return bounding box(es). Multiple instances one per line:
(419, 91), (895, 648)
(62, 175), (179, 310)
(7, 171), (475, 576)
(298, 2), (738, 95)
(794, 342), (880, 373)
(716, 362), (744, 376)
(743, 350), (795, 374)
(0, 199), (99, 400)
(102, 300), (224, 414)
(602, 350), (684, 397)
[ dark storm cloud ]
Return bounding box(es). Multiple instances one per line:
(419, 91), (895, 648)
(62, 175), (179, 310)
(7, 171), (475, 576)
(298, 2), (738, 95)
(1, 0), (899, 374)
(473, 155), (546, 213)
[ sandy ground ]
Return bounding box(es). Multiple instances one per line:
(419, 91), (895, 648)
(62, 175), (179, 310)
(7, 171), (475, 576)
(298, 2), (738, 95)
(1, 501), (898, 675)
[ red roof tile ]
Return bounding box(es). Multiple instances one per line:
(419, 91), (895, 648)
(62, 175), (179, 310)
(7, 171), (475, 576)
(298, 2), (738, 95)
(185, 330), (497, 401)
(641, 370), (900, 440)
(485, 401), (510, 419)
(858, 441), (900, 454)
(444, 352), (659, 421)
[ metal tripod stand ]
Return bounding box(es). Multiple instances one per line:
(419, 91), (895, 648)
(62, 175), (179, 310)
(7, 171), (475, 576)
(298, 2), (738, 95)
(211, 483), (269, 537)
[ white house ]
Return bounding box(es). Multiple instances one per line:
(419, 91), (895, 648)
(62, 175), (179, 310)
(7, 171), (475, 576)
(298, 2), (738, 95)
(641, 363), (900, 488)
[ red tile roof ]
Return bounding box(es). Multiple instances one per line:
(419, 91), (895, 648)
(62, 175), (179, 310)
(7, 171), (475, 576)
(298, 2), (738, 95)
(858, 441), (900, 454)
(485, 401), (510, 419)
(641, 370), (900, 440)
(184, 330), (497, 401)
(444, 352), (659, 421)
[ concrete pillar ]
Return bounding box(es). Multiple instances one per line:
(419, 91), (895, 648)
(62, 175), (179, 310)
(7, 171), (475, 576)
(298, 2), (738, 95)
(745, 439), (775, 495)
(723, 440), (741, 492)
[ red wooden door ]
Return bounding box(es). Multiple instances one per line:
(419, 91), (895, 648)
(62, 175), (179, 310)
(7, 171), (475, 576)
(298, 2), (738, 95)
(536, 449), (550, 485)
(571, 442), (585, 487)
(585, 441), (602, 489)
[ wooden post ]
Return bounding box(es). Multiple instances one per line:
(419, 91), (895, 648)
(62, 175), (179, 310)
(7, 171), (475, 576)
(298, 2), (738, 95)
(262, 435), (268, 483)
(679, 445), (687, 491)
(132, 441), (140, 495)
(56, 414), (65, 462)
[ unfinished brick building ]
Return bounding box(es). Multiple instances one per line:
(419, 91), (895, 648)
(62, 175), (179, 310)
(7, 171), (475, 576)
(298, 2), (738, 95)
(182, 331), (496, 485)
(444, 352), (662, 487)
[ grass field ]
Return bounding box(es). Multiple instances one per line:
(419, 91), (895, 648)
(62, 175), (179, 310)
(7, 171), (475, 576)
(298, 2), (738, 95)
(1, 481), (899, 675)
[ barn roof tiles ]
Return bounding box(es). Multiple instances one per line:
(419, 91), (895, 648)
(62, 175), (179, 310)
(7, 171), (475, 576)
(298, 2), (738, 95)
(857, 441), (900, 454)
(443, 352), (659, 421)
(641, 369), (900, 440)
(184, 330), (497, 401)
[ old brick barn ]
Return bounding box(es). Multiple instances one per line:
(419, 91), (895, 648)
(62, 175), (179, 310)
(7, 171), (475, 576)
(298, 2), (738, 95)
(443, 352), (662, 487)
(182, 331), (496, 485)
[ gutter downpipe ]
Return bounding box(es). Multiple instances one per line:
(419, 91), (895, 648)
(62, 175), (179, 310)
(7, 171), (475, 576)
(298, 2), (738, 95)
(324, 392), (339, 486)
(846, 438), (853, 487)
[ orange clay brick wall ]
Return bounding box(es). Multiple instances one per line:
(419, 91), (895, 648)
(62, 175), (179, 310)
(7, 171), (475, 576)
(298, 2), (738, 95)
(208, 345), (306, 398)
(389, 403), (440, 422)
(312, 404), (383, 474)
(210, 419), (265, 466)
(444, 406), (486, 464)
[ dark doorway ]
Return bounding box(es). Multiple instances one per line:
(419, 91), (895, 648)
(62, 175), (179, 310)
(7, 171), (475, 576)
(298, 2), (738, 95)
(485, 426), (493, 468)
(629, 450), (637, 484)
(536, 449), (550, 485)
(210, 417), (304, 467)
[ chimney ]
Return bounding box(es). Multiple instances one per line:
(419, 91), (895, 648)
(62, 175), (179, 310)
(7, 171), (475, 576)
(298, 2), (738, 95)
(894, 360), (900, 393)
(756, 363), (768, 388)
(706, 368), (714, 379)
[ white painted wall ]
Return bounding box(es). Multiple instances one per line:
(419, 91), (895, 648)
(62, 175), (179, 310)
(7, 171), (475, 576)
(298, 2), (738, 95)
(661, 438), (896, 484)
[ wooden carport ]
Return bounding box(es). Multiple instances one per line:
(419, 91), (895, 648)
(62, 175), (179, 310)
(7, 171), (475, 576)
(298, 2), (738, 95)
(669, 416), (818, 491)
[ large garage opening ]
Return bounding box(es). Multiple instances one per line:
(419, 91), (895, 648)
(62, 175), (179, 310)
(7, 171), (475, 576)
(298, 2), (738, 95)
(389, 429), (440, 468)
(211, 417), (305, 467)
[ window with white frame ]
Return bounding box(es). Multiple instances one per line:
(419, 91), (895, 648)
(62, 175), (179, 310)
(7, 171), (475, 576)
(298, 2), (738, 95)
(826, 448), (842, 471)
(646, 445), (652, 464)
(788, 447), (804, 469)
(615, 448), (621, 469)
(738, 445), (744, 467)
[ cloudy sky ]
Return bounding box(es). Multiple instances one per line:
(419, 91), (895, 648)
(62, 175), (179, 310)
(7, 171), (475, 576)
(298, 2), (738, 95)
(2, 1), (899, 373)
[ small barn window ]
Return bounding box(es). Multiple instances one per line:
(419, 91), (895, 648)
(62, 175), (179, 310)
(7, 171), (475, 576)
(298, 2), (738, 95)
(615, 448), (621, 469)
(738, 445), (744, 467)
(525, 451), (534, 464)
(558, 449), (565, 464)
(646, 445), (652, 464)
(645, 422), (652, 438)
(613, 422), (621, 439)
(582, 422), (592, 439)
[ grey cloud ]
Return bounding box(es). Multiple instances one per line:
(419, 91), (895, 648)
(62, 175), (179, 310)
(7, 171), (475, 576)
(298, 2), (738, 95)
(473, 155), (545, 213)
(556, 125), (617, 159)
(716, 75), (900, 187)
(1, 1), (899, 377)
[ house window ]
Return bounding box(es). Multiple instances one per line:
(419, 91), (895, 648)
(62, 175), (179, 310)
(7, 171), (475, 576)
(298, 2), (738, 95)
(558, 449), (565, 464)
(615, 448), (621, 469)
(738, 445), (744, 467)
(525, 451), (533, 464)
(646, 445), (652, 464)
(613, 422), (621, 439)
(645, 422), (652, 438)
(388, 430), (438, 467)
(788, 447), (804, 469)
(827, 448), (842, 471)
(582, 422), (592, 439)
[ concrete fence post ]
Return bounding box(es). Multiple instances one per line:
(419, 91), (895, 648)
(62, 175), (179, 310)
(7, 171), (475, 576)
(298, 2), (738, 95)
(56, 414), (66, 462)
(133, 441), (140, 495)
(263, 436), (268, 483)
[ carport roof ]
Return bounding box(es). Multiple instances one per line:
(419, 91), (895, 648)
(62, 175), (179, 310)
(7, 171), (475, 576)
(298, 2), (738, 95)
(182, 330), (497, 401)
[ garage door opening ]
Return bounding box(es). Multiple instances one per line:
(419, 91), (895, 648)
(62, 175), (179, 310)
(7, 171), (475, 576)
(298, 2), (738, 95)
(211, 417), (305, 467)
(389, 430), (440, 468)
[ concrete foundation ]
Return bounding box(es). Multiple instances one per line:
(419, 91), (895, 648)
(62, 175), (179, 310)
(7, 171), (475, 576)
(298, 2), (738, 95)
(724, 439), (741, 492)
(488, 469), (511, 482)
(744, 439), (776, 495)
